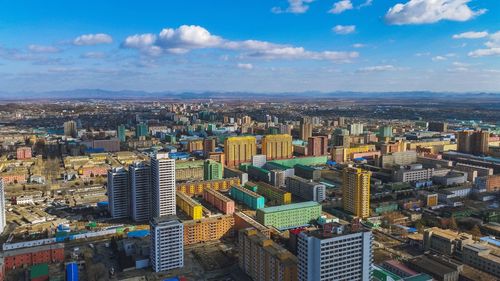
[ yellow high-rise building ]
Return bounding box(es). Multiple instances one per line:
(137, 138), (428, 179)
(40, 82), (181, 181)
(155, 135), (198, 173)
(224, 136), (257, 167)
(342, 167), (371, 219)
(261, 134), (293, 160)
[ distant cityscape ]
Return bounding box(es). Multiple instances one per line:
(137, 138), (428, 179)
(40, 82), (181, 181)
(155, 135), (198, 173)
(0, 98), (498, 281)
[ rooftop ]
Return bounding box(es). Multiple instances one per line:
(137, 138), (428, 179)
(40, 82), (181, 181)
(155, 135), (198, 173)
(257, 201), (320, 214)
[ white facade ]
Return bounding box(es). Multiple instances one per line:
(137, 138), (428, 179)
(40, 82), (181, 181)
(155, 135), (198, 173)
(285, 176), (326, 202)
(151, 153), (176, 218)
(107, 167), (130, 219)
(150, 216), (184, 272)
(298, 230), (373, 281)
(348, 123), (364, 136)
(0, 179), (5, 233)
(130, 162), (151, 222)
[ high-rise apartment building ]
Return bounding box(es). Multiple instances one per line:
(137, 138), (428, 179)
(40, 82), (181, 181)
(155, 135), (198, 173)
(297, 226), (373, 281)
(333, 128), (350, 148)
(348, 123), (364, 136)
(239, 228), (298, 281)
(129, 162), (151, 222)
(63, 120), (77, 138)
(135, 123), (149, 138)
(203, 159), (223, 180)
(224, 136), (257, 167)
(0, 179), (5, 233)
(261, 134), (293, 160)
(117, 124), (126, 142)
(151, 153), (176, 217)
(342, 167), (371, 219)
(150, 216), (184, 272)
(299, 120), (313, 141)
(307, 136), (328, 156)
(107, 167), (130, 219)
(378, 126), (393, 138)
(203, 137), (217, 155)
(16, 147), (32, 160)
(428, 121), (448, 132)
(242, 115), (252, 125)
(458, 130), (490, 155)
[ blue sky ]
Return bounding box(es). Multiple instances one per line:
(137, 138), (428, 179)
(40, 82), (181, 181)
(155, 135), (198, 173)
(0, 0), (499, 93)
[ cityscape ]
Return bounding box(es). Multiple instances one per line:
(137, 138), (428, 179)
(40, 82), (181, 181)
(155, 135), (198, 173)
(1, 1), (500, 281)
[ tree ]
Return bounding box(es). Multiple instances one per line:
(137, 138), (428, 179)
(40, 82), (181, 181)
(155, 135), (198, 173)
(470, 225), (482, 238)
(449, 217), (458, 231)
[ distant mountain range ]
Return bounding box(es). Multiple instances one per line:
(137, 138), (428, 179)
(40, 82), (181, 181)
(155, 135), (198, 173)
(0, 89), (499, 101)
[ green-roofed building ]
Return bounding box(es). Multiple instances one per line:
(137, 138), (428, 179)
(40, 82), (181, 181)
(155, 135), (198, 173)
(256, 201), (321, 230)
(30, 263), (49, 280)
(373, 265), (402, 281)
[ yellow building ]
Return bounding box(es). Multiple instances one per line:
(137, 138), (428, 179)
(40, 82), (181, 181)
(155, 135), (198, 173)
(332, 145), (377, 162)
(342, 167), (371, 219)
(176, 192), (203, 220)
(187, 139), (204, 152)
(224, 136), (257, 167)
(176, 177), (240, 196)
(406, 140), (452, 151)
(183, 215), (235, 245)
(261, 134), (293, 160)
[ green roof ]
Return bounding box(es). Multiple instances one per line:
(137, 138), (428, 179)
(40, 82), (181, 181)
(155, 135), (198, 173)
(294, 164), (316, 171)
(30, 263), (49, 279)
(258, 201), (320, 214)
(403, 273), (433, 281)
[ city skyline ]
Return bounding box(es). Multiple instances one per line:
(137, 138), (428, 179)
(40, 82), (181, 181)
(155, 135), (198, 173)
(1, 0), (499, 93)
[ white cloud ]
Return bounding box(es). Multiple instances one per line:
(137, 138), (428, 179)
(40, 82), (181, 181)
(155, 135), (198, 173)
(329, 0), (353, 14)
(81, 52), (106, 59)
(452, 31), (489, 39)
(385, 0), (486, 25)
(468, 31), (500, 57)
(358, 0), (373, 8)
(248, 47), (358, 61)
(157, 25), (222, 52)
(468, 48), (500, 58)
(353, 43), (365, 48)
(73, 33), (113, 46)
(432, 56), (447, 61)
(237, 63), (253, 70)
(333, 25), (356, 35)
(122, 25), (359, 62)
(272, 0), (314, 14)
(28, 44), (60, 53)
(357, 65), (399, 72)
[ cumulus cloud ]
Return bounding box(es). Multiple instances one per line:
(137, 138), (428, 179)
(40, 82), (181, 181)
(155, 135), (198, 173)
(452, 31), (489, 39)
(357, 65), (399, 73)
(237, 63), (253, 70)
(122, 25), (359, 62)
(385, 0), (486, 25)
(28, 44), (60, 53)
(468, 31), (500, 57)
(329, 0), (353, 14)
(73, 33), (113, 46)
(272, 0), (314, 14)
(353, 43), (365, 48)
(333, 25), (356, 35)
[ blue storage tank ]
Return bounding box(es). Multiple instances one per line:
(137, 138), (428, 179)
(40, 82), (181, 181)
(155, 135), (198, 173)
(66, 263), (78, 281)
